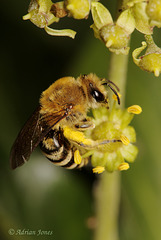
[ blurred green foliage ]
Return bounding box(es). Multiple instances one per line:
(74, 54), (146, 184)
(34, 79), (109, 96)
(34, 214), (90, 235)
(1, 0), (161, 240)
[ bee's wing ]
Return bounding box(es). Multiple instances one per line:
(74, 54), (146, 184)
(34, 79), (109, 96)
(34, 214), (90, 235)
(10, 106), (67, 169)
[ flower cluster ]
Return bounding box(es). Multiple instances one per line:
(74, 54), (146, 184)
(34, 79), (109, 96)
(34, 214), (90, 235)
(90, 0), (161, 75)
(23, 0), (161, 76)
(122, 0), (161, 29)
(84, 102), (142, 174)
(22, 0), (91, 38)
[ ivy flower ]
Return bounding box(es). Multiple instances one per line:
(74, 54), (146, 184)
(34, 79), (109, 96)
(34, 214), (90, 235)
(23, 0), (76, 38)
(122, 0), (153, 34)
(133, 35), (161, 77)
(146, 0), (161, 28)
(84, 103), (142, 173)
(91, 2), (135, 54)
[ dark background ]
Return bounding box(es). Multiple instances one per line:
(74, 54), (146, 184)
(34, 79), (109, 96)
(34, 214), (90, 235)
(1, 1), (161, 240)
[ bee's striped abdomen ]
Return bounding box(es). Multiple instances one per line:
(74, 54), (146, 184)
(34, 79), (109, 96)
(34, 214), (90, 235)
(39, 129), (87, 169)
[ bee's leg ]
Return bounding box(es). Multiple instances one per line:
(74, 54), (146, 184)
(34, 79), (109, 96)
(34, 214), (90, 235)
(63, 126), (122, 149)
(74, 118), (94, 130)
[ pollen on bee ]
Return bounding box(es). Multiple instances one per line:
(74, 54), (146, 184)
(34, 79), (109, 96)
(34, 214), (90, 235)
(120, 135), (130, 146)
(74, 149), (82, 165)
(127, 105), (142, 114)
(118, 162), (129, 171)
(63, 126), (93, 145)
(92, 166), (105, 174)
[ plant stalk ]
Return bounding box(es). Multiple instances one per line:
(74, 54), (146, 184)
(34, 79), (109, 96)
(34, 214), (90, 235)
(93, 51), (129, 240)
(109, 53), (129, 107)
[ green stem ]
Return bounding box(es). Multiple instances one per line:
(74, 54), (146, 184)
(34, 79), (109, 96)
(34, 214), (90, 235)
(144, 34), (153, 45)
(94, 171), (121, 240)
(109, 53), (129, 107)
(93, 52), (129, 240)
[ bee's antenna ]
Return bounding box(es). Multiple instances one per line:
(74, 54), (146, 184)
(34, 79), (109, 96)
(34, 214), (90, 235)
(102, 79), (120, 105)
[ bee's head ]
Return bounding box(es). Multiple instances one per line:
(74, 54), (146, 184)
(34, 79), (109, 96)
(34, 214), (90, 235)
(79, 73), (120, 109)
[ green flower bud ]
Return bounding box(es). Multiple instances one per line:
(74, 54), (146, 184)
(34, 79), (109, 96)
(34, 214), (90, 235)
(146, 0), (161, 27)
(65, 0), (90, 19)
(132, 35), (161, 77)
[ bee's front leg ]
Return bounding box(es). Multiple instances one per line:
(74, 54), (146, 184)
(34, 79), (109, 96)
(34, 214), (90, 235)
(63, 126), (121, 149)
(63, 126), (122, 166)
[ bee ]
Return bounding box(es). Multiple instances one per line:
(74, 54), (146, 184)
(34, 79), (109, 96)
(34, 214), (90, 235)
(10, 73), (120, 170)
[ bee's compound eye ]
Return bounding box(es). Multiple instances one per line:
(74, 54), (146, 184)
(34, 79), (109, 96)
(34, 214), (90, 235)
(91, 90), (105, 102)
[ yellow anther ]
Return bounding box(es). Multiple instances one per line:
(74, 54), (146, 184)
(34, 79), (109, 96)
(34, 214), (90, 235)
(118, 162), (129, 171)
(120, 135), (130, 146)
(92, 166), (105, 174)
(112, 92), (121, 101)
(128, 105), (142, 114)
(74, 150), (82, 165)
